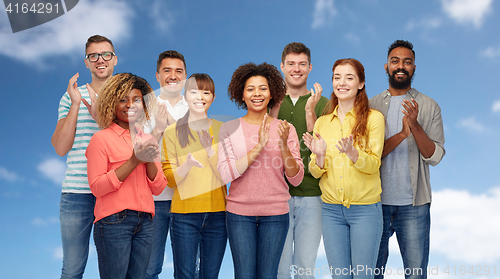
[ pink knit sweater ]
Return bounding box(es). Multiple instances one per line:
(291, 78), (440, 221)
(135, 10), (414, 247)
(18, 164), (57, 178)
(217, 118), (304, 216)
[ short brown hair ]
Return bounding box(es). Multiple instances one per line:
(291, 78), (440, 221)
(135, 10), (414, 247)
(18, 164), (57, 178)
(228, 62), (286, 110)
(281, 42), (311, 64)
(85, 35), (114, 55)
(156, 50), (187, 73)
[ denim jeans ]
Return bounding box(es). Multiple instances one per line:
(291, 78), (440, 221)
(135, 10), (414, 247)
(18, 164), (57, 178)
(59, 193), (96, 279)
(94, 209), (154, 279)
(226, 211), (289, 279)
(170, 211), (227, 279)
(375, 204), (430, 279)
(322, 202), (382, 279)
(146, 201), (172, 279)
(278, 196), (322, 279)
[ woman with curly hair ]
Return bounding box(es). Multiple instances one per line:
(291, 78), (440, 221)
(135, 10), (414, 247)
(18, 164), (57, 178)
(86, 73), (167, 279)
(161, 73), (227, 278)
(303, 59), (384, 279)
(217, 62), (304, 278)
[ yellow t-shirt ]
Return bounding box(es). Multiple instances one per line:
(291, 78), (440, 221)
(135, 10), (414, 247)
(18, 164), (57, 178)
(309, 107), (385, 208)
(161, 119), (226, 213)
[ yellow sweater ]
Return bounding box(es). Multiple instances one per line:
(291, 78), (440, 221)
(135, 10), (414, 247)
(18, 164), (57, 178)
(309, 107), (384, 208)
(161, 119), (226, 213)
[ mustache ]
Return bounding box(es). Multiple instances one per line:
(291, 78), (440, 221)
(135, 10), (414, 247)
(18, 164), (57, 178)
(391, 68), (411, 76)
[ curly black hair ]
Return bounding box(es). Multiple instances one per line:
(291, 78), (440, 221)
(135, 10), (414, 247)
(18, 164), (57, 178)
(227, 62), (286, 110)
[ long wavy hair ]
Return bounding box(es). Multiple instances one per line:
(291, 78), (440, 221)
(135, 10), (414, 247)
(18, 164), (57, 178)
(323, 58), (371, 150)
(176, 73), (215, 148)
(96, 73), (155, 129)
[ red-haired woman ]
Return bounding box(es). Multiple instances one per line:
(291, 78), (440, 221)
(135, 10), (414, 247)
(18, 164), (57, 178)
(303, 58), (385, 279)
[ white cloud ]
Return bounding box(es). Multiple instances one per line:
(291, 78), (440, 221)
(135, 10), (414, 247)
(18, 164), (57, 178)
(480, 46), (500, 58)
(311, 0), (337, 29)
(32, 217), (59, 226)
(441, 0), (492, 28)
(148, 0), (175, 32)
(0, 0), (133, 67)
(37, 158), (67, 184)
(53, 246), (63, 260)
(344, 33), (360, 45)
(0, 166), (21, 182)
(457, 117), (486, 132)
(432, 187), (500, 264)
(493, 100), (500, 113)
(406, 16), (443, 31)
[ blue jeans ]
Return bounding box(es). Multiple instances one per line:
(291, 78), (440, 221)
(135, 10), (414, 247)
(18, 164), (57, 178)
(375, 204), (430, 279)
(170, 212), (227, 279)
(59, 193), (96, 279)
(322, 202), (382, 279)
(278, 196), (323, 279)
(94, 209), (154, 279)
(146, 201), (172, 279)
(226, 211), (289, 279)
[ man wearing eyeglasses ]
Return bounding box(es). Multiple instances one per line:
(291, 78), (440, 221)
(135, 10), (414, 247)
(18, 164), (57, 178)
(51, 35), (117, 279)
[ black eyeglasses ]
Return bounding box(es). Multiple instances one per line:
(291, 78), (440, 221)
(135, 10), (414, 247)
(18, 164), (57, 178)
(85, 52), (115, 62)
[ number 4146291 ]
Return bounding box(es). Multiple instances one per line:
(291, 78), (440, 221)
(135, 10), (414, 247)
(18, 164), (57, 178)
(5, 2), (60, 14)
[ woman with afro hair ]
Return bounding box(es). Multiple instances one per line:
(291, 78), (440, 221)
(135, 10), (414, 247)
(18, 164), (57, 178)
(217, 62), (304, 278)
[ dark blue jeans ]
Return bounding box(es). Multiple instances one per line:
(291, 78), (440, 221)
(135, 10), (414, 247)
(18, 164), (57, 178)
(94, 209), (154, 279)
(170, 211), (227, 279)
(375, 204), (430, 279)
(146, 201), (172, 279)
(226, 212), (289, 279)
(59, 193), (96, 279)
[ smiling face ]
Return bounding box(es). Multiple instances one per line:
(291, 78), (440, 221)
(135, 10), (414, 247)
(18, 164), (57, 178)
(332, 64), (365, 103)
(280, 52), (312, 89)
(85, 42), (117, 81)
(156, 58), (187, 96)
(115, 89), (144, 129)
(185, 86), (214, 116)
(243, 75), (272, 112)
(385, 46), (416, 90)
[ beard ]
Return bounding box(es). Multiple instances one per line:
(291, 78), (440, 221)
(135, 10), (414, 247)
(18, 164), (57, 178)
(387, 68), (414, 89)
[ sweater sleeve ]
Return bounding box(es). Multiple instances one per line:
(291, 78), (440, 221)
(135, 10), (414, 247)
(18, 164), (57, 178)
(217, 121), (242, 184)
(284, 124), (304, 186)
(161, 126), (186, 188)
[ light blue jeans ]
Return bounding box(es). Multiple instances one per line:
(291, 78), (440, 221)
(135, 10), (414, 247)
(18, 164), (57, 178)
(226, 212), (289, 279)
(59, 193), (95, 279)
(278, 196), (323, 279)
(322, 202), (382, 279)
(146, 200), (172, 279)
(375, 204), (430, 279)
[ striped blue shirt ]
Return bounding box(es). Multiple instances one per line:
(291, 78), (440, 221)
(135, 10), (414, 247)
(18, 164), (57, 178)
(57, 85), (99, 193)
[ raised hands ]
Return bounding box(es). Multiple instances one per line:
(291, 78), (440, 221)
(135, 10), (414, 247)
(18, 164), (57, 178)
(197, 129), (215, 157)
(67, 73), (82, 105)
(402, 98), (418, 130)
(335, 134), (359, 163)
(305, 83), (322, 113)
(155, 103), (174, 132)
(258, 113), (271, 150)
(84, 83), (98, 120)
(303, 132), (327, 168)
(133, 137), (160, 164)
(277, 120), (290, 151)
(185, 153), (203, 168)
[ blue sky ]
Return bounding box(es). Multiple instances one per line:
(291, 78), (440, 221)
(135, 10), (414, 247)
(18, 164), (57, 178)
(1, 0), (500, 278)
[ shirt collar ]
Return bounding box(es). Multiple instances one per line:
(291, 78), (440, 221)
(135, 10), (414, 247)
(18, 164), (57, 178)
(109, 122), (142, 137)
(383, 88), (419, 99)
(332, 105), (357, 118)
